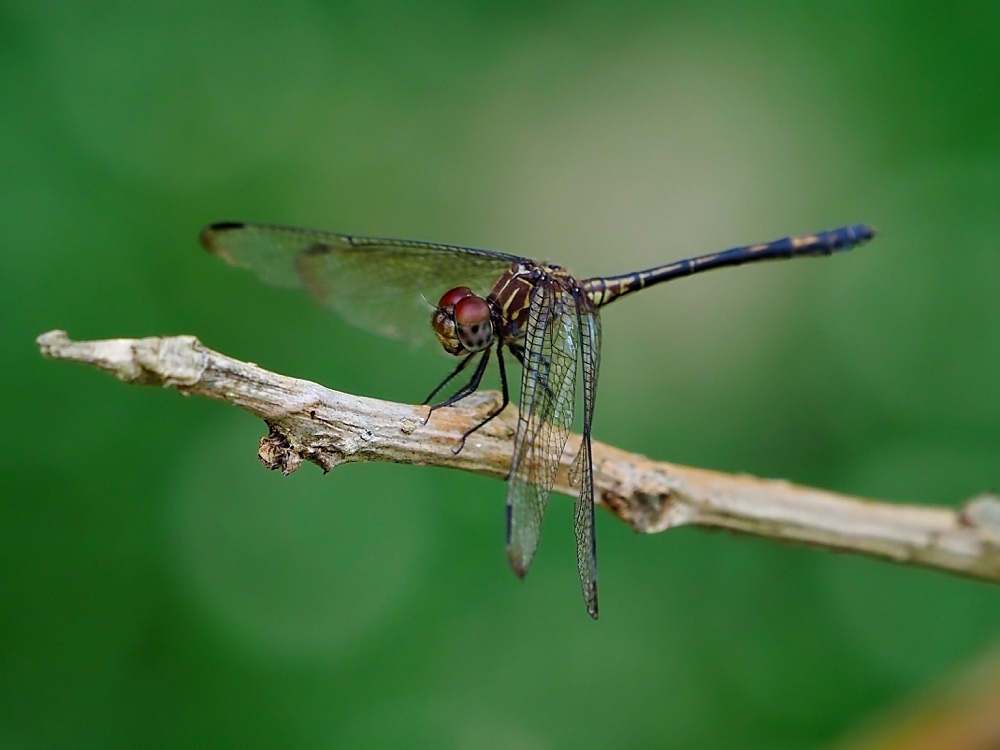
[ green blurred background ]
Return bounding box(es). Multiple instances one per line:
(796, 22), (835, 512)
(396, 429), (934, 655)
(3, 2), (999, 748)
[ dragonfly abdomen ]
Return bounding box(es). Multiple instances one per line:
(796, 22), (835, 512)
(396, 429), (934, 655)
(583, 224), (875, 307)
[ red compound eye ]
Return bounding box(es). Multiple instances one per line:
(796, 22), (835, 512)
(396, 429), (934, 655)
(454, 295), (490, 326)
(438, 286), (473, 308)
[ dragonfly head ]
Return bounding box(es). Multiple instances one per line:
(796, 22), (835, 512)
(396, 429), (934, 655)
(432, 286), (495, 355)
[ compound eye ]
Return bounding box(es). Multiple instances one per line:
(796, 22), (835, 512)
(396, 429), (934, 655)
(454, 295), (490, 327)
(438, 286), (473, 309)
(454, 295), (493, 352)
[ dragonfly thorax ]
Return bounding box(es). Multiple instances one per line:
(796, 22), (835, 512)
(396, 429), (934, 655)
(432, 286), (495, 355)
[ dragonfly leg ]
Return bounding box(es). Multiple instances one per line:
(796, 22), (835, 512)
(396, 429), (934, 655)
(453, 343), (511, 454)
(422, 351), (478, 408)
(509, 343), (526, 365)
(424, 349), (492, 428)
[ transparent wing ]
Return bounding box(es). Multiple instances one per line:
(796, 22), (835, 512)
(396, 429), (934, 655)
(568, 296), (601, 618)
(506, 278), (579, 582)
(201, 222), (520, 346)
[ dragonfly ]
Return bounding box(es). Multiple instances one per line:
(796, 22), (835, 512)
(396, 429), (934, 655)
(201, 221), (876, 618)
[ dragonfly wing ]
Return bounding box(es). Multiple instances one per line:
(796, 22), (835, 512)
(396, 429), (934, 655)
(201, 222), (519, 346)
(506, 279), (578, 581)
(569, 298), (601, 618)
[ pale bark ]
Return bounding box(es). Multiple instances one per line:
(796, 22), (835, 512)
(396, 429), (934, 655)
(37, 329), (1000, 585)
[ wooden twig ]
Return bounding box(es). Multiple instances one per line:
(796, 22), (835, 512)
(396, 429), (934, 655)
(37, 329), (1000, 584)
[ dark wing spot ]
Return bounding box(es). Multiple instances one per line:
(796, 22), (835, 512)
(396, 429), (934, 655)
(200, 223), (243, 254)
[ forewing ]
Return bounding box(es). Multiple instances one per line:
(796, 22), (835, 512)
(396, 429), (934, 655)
(506, 278), (579, 579)
(568, 297), (601, 618)
(201, 222), (518, 345)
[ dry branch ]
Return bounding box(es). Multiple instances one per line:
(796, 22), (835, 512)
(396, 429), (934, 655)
(37, 329), (1000, 584)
